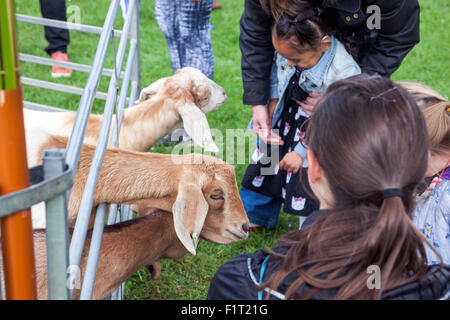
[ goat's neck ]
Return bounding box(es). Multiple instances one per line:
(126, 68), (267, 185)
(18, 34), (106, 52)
(119, 99), (181, 152)
(92, 212), (185, 299)
(69, 145), (184, 218)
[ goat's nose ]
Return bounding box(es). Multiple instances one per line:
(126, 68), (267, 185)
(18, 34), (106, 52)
(242, 223), (249, 233)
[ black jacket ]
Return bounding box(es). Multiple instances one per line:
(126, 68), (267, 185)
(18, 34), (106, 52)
(240, 0), (421, 106)
(207, 210), (450, 300)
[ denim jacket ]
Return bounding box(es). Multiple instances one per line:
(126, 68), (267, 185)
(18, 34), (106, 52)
(266, 36), (361, 159)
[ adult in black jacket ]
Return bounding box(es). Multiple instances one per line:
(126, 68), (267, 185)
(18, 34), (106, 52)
(208, 211), (450, 300)
(241, 0), (420, 143)
(208, 75), (450, 300)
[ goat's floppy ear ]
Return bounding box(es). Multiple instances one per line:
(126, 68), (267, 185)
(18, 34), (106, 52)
(139, 77), (167, 102)
(172, 183), (209, 255)
(178, 104), (219, 153)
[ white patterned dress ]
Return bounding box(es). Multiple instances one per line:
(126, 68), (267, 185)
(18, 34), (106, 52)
(413, 168), (450, 265)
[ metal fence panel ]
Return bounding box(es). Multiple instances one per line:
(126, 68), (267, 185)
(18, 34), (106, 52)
(0, 0), (141, 300)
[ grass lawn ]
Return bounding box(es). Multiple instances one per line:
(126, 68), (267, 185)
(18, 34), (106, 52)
(14, 0), (449, 300)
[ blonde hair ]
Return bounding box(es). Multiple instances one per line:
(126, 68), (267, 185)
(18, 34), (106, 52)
(398, 81), (450, 156)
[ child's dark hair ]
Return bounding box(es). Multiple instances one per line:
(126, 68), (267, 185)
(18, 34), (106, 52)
(262, 74), (443, 299)
(273, 1), (331, 50)
(272, 1), (358, 58)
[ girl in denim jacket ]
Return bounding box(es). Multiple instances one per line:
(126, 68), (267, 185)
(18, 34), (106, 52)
(241, 2), (361, 229)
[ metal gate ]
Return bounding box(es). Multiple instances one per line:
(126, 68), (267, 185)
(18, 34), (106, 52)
(0, 0), (141, 300)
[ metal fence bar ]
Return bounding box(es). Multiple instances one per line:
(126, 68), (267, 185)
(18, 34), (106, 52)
(23, 101), (66, 112)
(0, 165), (73, 219)
(21, 77), (108, 101)
(128, 81), (139, 107)
(8, 0), (141, 300)
(130, 1), (141, 94)
(65, 0), (120, 173)
(106, 204), (119, 225)
(79, 203), (107, 300)
(64, 0), (120, 299)
(15, 14), (122, 38)
(19, 53), (125, 79)
(110, 39), (137, 146)
(68, 0), (135, 299)
(43, 149), (69, 300)
(104, 8), (139, 300)
(75, 1), (137, 300)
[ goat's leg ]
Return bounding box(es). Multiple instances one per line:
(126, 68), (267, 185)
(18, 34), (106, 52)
(145, 261), (161, 280)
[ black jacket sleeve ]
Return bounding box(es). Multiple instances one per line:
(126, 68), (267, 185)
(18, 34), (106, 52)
(360, 0), (420, 76)
(239, 0), (274, 106)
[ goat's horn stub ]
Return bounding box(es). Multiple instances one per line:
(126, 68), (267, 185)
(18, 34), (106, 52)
(191, 232), (199, 249)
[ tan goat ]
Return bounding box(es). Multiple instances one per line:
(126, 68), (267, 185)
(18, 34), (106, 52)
(24, 67), (225, 168)
(1, 205), (247, 299)
(32, 135), (249, 255)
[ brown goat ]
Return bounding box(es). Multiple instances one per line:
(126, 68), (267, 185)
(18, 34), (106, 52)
(32, 135), (249, 255)
(4, 207), (243, 300)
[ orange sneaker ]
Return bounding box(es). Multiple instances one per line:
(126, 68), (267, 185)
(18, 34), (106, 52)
(213, 0), (221, 10)
(50, 51), (73, 78)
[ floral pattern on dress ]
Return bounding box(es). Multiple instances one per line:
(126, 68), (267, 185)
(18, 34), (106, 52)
(413, 179), (450, 265)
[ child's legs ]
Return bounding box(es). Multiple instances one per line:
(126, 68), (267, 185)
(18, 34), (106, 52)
(240, 186), (282, 228)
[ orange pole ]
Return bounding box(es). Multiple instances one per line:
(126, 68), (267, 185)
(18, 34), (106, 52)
(0, 0), (37, 300)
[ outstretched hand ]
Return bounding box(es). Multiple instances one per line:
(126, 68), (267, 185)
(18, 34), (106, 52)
(252, 105), (284, 146)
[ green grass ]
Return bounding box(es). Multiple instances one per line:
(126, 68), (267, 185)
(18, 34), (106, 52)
(14, 0), (449, 300)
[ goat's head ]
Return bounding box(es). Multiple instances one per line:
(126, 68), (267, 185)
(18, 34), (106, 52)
(131, 155), (249, 255)
(139, 67), (227, 152)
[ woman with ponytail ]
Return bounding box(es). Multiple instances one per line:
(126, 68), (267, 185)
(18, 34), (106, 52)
(399, 82), (450, 265)
(208, 74), (450, 300)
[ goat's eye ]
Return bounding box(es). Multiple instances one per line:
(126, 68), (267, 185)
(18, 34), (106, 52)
(210, 194), (224, 201)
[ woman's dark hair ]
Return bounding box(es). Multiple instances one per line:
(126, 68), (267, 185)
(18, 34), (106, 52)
(263, 74), (443, 299)
(260, 0), (334, 21)
(272, 1), (332, 50)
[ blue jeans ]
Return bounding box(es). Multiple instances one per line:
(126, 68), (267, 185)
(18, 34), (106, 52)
(154, 0), (214, 79)
(240, 187), (283, 228)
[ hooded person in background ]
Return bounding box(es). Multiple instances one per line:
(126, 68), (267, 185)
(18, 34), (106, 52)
(241, 0), (421, 145)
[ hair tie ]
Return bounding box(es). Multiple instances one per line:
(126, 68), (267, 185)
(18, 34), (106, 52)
(381, 188), (403, 199)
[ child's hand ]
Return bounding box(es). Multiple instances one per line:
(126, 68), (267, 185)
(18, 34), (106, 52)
(279, 151), (304, 173)
(252, 105), (284, 146)
(297, 92), (321, 116)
